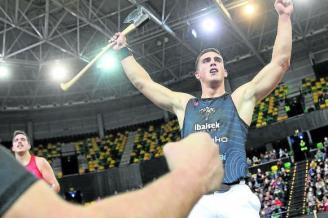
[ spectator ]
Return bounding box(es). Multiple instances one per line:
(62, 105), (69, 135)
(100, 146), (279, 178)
(306, 157), (328, 214)
(279, 148), (288, 158)
(249, 164), (289, 217)
(315, 150), (326, 162)
(253, 155), (260, 165)
(324, 137), (328, 148)
(247, 157), (252, 167)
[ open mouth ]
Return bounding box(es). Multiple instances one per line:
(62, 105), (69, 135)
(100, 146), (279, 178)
(210, 68), (218, 74)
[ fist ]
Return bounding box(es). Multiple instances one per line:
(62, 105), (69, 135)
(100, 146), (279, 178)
(163, 132), (223, 193)
(275, 0), (294, 16)
(109, 32), (127, 50)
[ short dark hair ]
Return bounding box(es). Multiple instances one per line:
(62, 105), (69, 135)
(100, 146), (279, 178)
(195, 48), (221, 70)
(12, 130), (30, 144)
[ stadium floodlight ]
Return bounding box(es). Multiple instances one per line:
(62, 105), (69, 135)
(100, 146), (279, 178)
(201, 17), (218, 33)
(0, 65), (9, 79)
(50, 62), (68, 82)
(244, 3), (256, 16)
(97, 52), (119, 71)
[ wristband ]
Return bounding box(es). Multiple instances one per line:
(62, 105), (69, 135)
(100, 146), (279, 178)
(117, 47), (133, 61)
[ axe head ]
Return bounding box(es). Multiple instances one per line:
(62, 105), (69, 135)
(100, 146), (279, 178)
(124, 6), (149, 27)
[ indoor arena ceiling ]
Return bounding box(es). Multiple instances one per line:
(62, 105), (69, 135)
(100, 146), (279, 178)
(0, 0), (328, 110)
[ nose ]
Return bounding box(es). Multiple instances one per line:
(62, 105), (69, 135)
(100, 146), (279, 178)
(210, 62), (216, 67)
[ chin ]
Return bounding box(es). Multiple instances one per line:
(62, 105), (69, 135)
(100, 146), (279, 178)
(210, 78), (223, 85)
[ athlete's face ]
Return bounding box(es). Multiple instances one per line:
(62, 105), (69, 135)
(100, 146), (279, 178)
(12, 134), (31, 153)
(195, 51), (227, 86)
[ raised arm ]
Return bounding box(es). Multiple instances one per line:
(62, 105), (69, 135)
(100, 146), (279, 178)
(231, 0), (293, 125)
(111, 33), (193, 124)
(244, 0), (293, 102)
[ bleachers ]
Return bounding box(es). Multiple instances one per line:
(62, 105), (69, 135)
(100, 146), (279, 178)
(130, 119), (180, 163)
(26, 75), (328, 182)
(301, 77), (328, 111)
(251, 76), (328, 128)
(251, 83), (289, 128)
(31, 142), (62, 177)
(31, 131), (128, 177)
(75, 132), (128, 173)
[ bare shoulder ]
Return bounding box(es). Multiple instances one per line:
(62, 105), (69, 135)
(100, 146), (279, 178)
(231, 82), (257, 125)
(35, 156), (47, 163)
(35, 156), (49, 168)
(177, 92), (194, 105)
(173, 92), (195, 128)
(174, 92), (194, 113)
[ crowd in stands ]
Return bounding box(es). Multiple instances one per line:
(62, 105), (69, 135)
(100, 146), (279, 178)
(248, 160), (290, 218)
(247, 149), (289, 167)
(306, 154), (328, 214)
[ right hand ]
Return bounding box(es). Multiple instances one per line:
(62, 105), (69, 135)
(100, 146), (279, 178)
(163, 132), (223, 194)
(109, 32), (127, 51)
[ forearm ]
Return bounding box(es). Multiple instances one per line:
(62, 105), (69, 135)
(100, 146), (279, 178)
(86, 168), (204, 218)
(272, 14), (292, 66)
(121, 56), (153, 89)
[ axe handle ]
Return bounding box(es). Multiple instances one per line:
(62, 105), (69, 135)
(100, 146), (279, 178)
(60, 23), (137, 91)
(121, 23), (137, 36)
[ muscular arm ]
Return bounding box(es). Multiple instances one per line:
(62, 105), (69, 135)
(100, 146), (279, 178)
(249, 12), (292, 102)
(4, 133), (222, 218)
(111, 33), (193, 126)
(232, 0), (293, 124)
(37, 157), (60, 193)
(121, 56), (193, 124)
(4, 168), (203, 218)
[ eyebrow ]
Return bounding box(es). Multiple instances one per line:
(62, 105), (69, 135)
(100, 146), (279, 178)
(202, 56), (223, 63)
(15, 137), (26, 140)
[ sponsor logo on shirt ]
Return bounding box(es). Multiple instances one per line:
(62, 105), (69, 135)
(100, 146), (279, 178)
(194, 121), (220, 131)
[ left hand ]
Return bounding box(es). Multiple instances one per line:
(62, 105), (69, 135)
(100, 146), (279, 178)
(109, 32), (127, 51)
(274, 0), (294, 16)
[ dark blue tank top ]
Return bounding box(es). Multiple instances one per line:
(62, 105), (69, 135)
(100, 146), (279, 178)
(181, 93), (249, 183)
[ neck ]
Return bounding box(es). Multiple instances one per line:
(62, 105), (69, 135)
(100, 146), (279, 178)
(200, 82), (226, 99)
(15, 151), (31, 166)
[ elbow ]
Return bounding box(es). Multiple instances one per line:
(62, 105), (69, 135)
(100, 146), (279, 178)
(274, 55), (290, 72)
(134, 80), (145, 91)
(134, 78), (152, 92)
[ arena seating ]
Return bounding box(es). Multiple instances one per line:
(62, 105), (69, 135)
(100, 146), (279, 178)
(31, 131), (128, 177)
(251, 83), (289, 128)
(75, 132), (128, 173)
(251, 76), (328, 128)
(130, 119), (180, 163)
(305, 156), (328, 214)
(301, 77), (328, 112)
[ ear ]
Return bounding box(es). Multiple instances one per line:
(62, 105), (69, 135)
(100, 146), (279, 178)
(11, 145), (15, 152)
(224, 69), (228, 78)
(194, 71), (200, 80)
